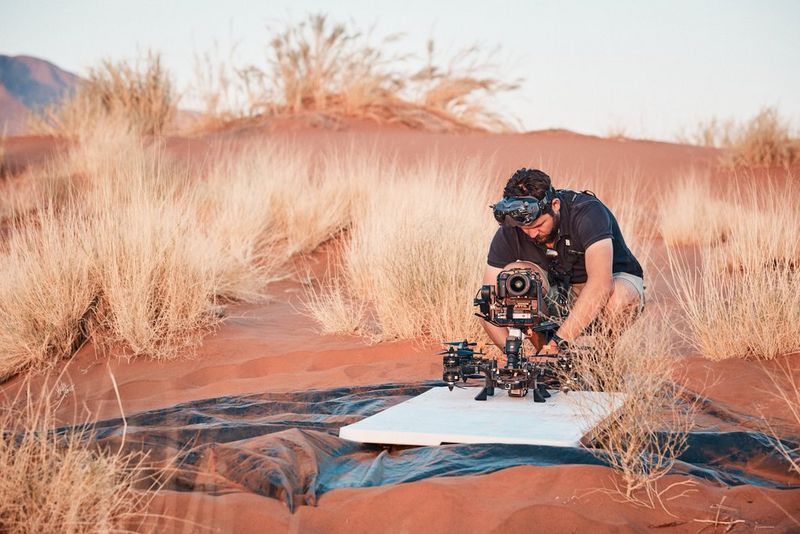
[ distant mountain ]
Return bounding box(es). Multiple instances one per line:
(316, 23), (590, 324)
(0, 55), (80, 135)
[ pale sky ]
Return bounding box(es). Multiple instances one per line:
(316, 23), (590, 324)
(1, 0), (798, 141)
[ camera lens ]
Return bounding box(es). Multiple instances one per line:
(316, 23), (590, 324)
(506, 273), (530, 297)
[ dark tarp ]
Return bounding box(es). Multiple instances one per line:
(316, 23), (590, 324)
(83, 382), (798, 511)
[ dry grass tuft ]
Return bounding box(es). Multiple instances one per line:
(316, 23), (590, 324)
(0, 380), (155, 533)
(261, 14), (402, 118)
(729, 108), (799, 168)
(64, 132), (227, 362)
(201, 140), (373, 257)
(704, 181), (800, 274)
(665, 177), (800, 361)
(0, 211), (96, 381)
(410, 40), (520, 132)
(195, 14), (519, 132)
(673, 259), (800, 361)
(677, 107), (799, 168)
(30, 52), (175, 138)
(302, 252), (369, 337)
(675, 116), (736, 148)
(573, 311), (698, 508)
(192, 144), (288, 301)
(88, 197), (224, 362)
(263, 144), (373, 255)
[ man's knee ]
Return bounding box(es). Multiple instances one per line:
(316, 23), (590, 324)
(605, 276), (643, 318)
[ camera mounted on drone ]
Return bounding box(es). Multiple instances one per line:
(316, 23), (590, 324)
(440, 267), (578, 402)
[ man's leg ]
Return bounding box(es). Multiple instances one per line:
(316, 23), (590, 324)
(604, 273), (645, 324)
(569, 274), (644, 391)
(569, 273), (644, 342)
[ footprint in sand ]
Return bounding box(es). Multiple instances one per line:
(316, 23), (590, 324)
(343, 365), (370, 379)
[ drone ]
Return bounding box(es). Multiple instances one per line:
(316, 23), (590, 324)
(440, 268), (578, 402)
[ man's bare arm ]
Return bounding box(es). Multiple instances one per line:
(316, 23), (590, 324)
(555, 238), (614, 341)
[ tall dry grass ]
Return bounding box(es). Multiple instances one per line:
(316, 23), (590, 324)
(658, 172), (731, 246)
(675, 116), (736, 149)
(30, 52), (175, 139)
(0, 133), (225, 376)
(64, 131), (230, 362)
(668, 247), (800, 361)
(0, 211), (96, 381)
(677, 107), (799, 168)
(0, 161), (82, 226)
(262, 14), (402, 118)
(88, 198), (224, 362)
(729, 108), (799, 168)
(195, 14), (519, 132)
(572, 311), (698, 508)
(302, 253), (369, 336)
(597, 171), (658, 271)
(665, 176), (800, 360)
(0, 131), (259, 375)
(303, 156), (497, 342)
(0, 380), (156, 533)
(0, 127), (393, 377)
(200, 140), (374, 257)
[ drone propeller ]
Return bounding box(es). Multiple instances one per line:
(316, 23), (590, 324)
(441, 340), (478, 347)
(437, 348), (484, 357)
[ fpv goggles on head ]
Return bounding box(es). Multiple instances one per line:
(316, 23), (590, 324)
(491, 188), (555, 227)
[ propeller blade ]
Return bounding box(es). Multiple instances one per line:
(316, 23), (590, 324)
(441, 340), (478, 347)
(454, 349), (484, 356)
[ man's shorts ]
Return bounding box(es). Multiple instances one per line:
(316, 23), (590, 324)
(570, 272), (646, 315)
(521, 262), (646, 316)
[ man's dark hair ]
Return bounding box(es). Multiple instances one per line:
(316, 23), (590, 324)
(503, 168), (552, 199)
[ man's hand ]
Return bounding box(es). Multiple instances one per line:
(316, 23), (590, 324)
(538, 339), (560, 355)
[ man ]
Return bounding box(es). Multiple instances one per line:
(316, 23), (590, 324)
(481, 168), (644, 354)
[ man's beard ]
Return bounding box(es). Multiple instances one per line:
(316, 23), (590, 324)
(534, 212), (560, 245)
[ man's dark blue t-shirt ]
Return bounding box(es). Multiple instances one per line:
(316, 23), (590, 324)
(487, 190), (643, 284)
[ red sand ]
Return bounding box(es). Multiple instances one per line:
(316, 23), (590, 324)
(3, 124), (800, 532)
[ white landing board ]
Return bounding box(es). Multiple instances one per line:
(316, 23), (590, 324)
(339, 386), (626, 447)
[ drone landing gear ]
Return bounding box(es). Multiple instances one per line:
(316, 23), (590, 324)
(532, 383), (551, 403)
(474, 366), (496, 400)
(474, 386), (494, 401)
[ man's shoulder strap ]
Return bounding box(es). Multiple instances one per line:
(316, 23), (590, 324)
(557, 188), (598, 202)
